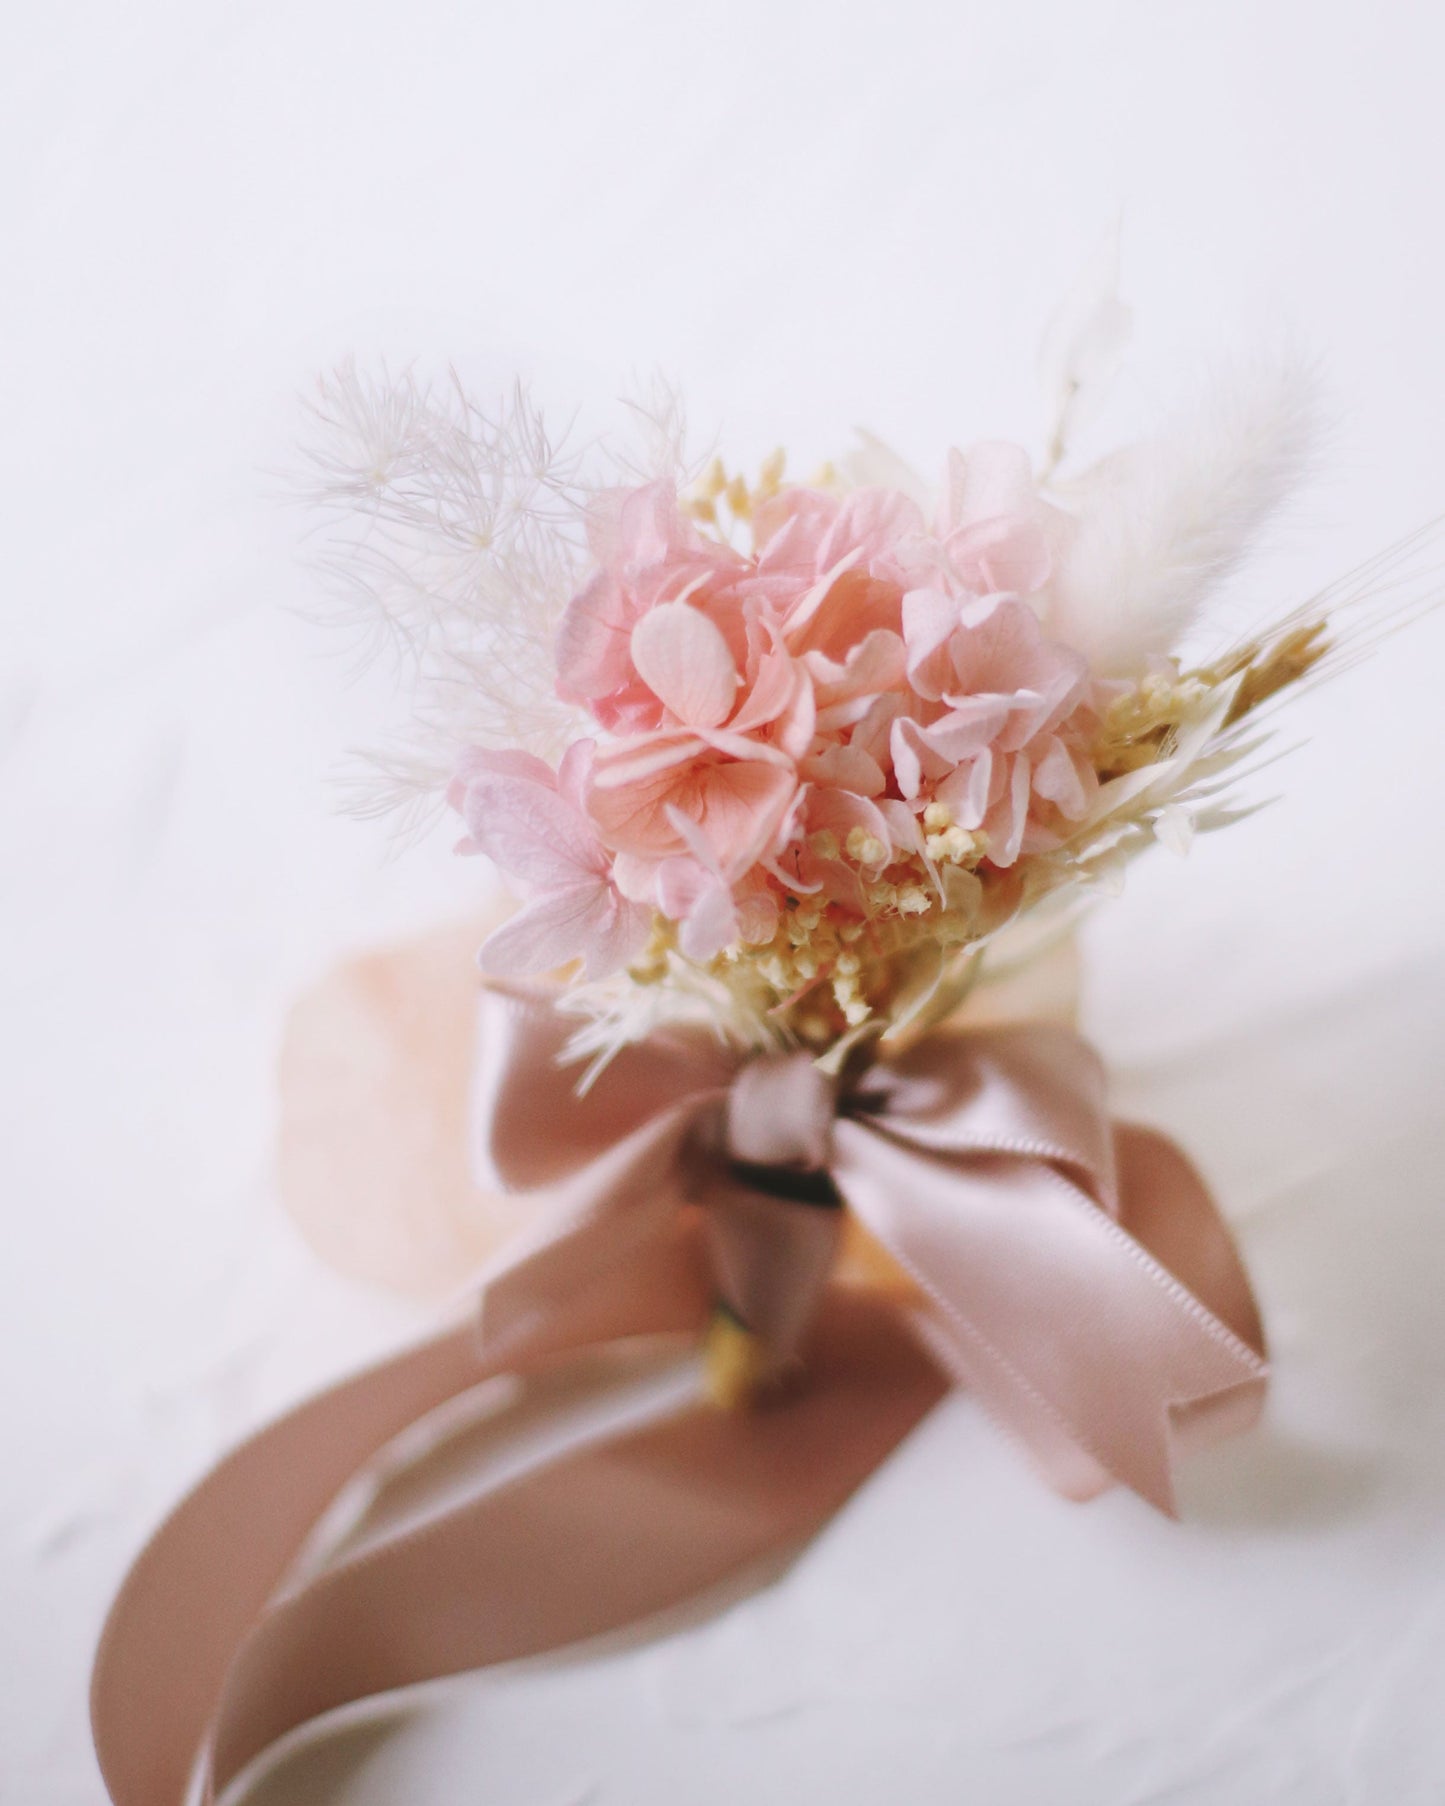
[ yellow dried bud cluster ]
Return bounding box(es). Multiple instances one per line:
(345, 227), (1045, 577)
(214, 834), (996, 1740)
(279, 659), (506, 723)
(682, 450), (787, 530)
(1094, 662), (1211, 776)
(626, 917), (675, 984)
(715, 835), (987, 1037)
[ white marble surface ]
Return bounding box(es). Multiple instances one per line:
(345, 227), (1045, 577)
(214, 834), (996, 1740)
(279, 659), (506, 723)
(5, 2), (1445, 1800)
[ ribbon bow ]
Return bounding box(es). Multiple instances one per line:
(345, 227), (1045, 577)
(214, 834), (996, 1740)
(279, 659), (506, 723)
(91, 988), (1265, 1806)
(473, 987), (1266, 1514)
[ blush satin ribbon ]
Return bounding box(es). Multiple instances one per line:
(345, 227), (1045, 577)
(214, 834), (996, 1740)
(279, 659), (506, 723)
(91, 988), (1266, 1806)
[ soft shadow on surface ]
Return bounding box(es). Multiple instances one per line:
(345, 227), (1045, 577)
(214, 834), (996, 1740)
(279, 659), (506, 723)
(221, 1557), (798, 1806)
(1180, 1429), (1382, 1533)
(225, 1705), (426, 1806)
(1120, 951), (1445, 1537)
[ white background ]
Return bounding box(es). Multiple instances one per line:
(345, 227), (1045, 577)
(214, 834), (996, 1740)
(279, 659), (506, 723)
(5, 2), (1445, 1801)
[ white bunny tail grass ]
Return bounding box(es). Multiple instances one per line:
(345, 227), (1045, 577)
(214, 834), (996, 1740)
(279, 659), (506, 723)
(1046, 351), (1323, 677)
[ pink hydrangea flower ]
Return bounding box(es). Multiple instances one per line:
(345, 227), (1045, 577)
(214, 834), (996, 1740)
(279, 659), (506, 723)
(460, 441), (1106, 977)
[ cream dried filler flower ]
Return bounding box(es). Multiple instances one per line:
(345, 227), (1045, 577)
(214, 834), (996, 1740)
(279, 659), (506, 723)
(296, 314), (1439, 1082)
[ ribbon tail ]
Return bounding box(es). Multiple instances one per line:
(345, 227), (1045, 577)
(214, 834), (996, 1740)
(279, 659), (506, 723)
(90, 1326), (496, 1806)
(91, 1195), (720, 1806)
(184, 1293), (944, 1803)
(833, 1119), (1267, 1516)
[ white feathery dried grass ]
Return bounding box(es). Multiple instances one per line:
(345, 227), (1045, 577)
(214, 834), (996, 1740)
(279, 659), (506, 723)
(1045, 353), (1323, 676)
(293, 363), (660, 835)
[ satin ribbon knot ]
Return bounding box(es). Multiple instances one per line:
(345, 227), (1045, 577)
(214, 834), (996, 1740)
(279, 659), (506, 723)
(472, 986), (1267, 1518)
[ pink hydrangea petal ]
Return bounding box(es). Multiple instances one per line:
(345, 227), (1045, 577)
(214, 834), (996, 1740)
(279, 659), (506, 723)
(735, 890), (780, 944)
(890, 715), (956, 799)
(849, 693), (908, 768)
(477, 884), (627, 978)
(460, 773), (607, 891)
(676, 874), (738, 962)
(791, 851), (868, 912)
(936, 749), (996, 831)
(590, 731), (710, 790)
(1031, 736), (1094, 819)
(922, 695), (1015, 760)
(587, 752), (797, 871)
(947, 596), (1046, 690)
(447, 746), (557, 813)
(902, 588), (961, 700)
(946, 517), (1052, 596)
(817, 487), (927, 569)
(803, 628), (907, 705)
(801, 742), (886, 796)
(806, 785), (893, 857)
(656, 812), (754, 959)
(555, 570), (635, 702)
(780, 549), (865, 644)
(752, 487), (842, 568)
(656, 854), (710, 918)
(629, 602), (740, 729)
(581, 893), (654, 979)
(556, 739), (596, 812)
(584, 479), (687, 566)
(729, 641), (799, 734)
(940, 442), (1037, 533)
(982, 753), (1033, 868)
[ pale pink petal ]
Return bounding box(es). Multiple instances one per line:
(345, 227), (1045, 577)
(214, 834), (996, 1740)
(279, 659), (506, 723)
(752, 487), (842, 567)
(779, 549), (865, 644)
(656, 854), (711, 919)
(816, 487), (926, 568)
(447, 746), (557, 813)
(675, 873), (738, 961)
(850, 693), (908, 768)
(586, 752), (797, 870)
(728, 640), (799, 734)
(481, 881), (651, 981)
(940, 442), (1036, 533)
(983, 753), (1034, 868)
(556, 739), (596, 812)
(876, 798), (927, 856)
(590, 730), (710, 790)
(803, 628), (907, 704)
(936, 749), (996, 831)
(478, 885), (611, 976)
(935, 444), (1052, 595)
(946, 516), (1053, 596)
(901, 588), (963, 701)
(1032, 736), (1095, 819)
(735, 889), (780, 944)
(806, 786), (893, 860)
(890, 715), (955, 799)
(630, 602), (740, 729)
(801, 742), (886, 796)
(555, 569), (634, 702)
(460, 774), (607, 890)
(772, 672), (817, 762)
(610, 850), (662, 901)
(814, 691), (889, 735)
(921, 695), (1016, 760)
